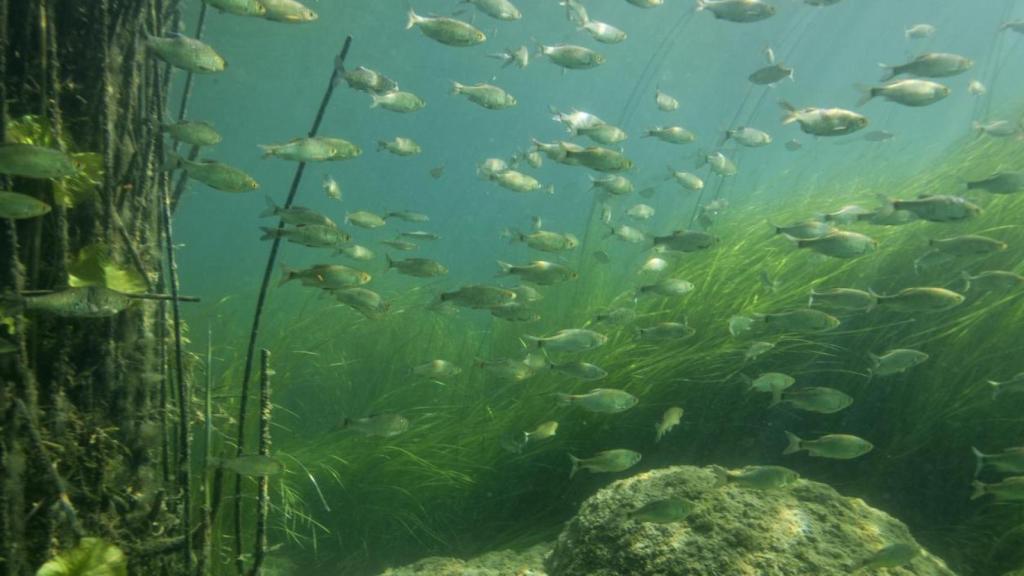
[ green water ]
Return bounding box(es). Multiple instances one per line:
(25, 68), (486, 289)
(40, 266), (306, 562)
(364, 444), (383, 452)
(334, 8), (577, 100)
(162, 1), (1024, 574)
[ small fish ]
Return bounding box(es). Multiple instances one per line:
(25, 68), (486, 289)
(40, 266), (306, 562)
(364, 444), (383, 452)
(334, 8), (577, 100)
(405, 9), (486, 46)
(988, 373), (1024, 400)
(278, 263), (370, 290)
(655, 407), (684, 442)
(794, 230), (877, 259)
(385, 211), (429, 223)
(385, 255), (448, 278)
(646, 126), (696, 144)
(511, 284), (543, 302)
(626, 204), (655, 220)
(261, 224), (350, 249)
(853, 543), (921, 573)
(526, 328), (606, 353)
(779, 387), (853, 414)
(203, 0), (267, 17)
(640, 257), (668, 273)
(781, 101), (868, 137)
(260, 0), (317, 22)
(452, 82), (517, 110)
(972, 120), (1021, 138)
(380, 239), (418, 252)
(346, 211), (387, 229)
(785, 139), (802, 151)
(608, 224), (646, 243)
(881, 52), (973, 81)
(756, 309), (841, 333)
(506, 229), (578, 252)
(629, 498), (694, 524)
(1002, 20), (1024, 33)
(655, 89), (679, 111)
(551, 361), (608, 381)
(857, 79), (950, 107)
(748, 372), (794, 406)
(0, 144), (79, 179)
(493, 170), (551, 194)
(477, 357), (536, 381)
(581, 21), (627, 44)
(413, 359), (462, 379)
(161, 120), (222, 146)
(929, 235), (1007, 256)
(724, 126), (771, 147)
(377, 137), (421, 156)
(560, 0), (588, 24)
(15, 286), (132, 318)
(696, 0), (776, 23)
(260, 137), (362, 162)
(744, 341), (774, 361)
(463, 0), (521, 21)
(783, 431), (874, 459)
(700, 151), (738, 176)
(343, 66), (399, 94)
(822, 205), (872, 224)
(490, 302), (541, 323)
(400, 231), (440, 241)
(809, 288), (875, 312)
(440, 284), (516, 309)
(669, 169), (704, 191)
(905, 23), (936, 39)
(653, 230), (717, 253)
(712, 465), (799, 490)
(0, 191), (52, 220)
(971, 476), (1024, 501)
(213, 455), (283, 476)
(261, 198), (335, 228)
(557, 388), (638, 413)
(774, 219), (834, 239)
(637, 279), (694, 298)
(638, 321), (695, 341)
(537, 44), (605, 70)
(593, 307), (636, 325)
(749, 62), (794, 86)
(568, 449), (642, 478)
(968, 80), (987, 96)
(590, 174), (634, 195)
(497, 260), (576, 285)
(146, 34), (226, 73)
(335, 287), (389, 318)
(872, 287), (964, 311)
(967, 172), (1024, 194)
(488, 46), (529, 69)
(961, 270), (1024, 295)
(370, 91), (426, 113)
(430, 164), (446, 179)
(322, 175), (341, 200)
(972, 446), (1024, 477)
(342, 414), (409, 437)
(524, 421), (558, 445)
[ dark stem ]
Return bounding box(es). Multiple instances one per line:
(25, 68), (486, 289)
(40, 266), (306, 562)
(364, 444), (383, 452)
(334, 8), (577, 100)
(249, 349), (272, 576)
(17, 289), (200, 302)
(14, 399), (83, 538)
(214, 35), (352, 566)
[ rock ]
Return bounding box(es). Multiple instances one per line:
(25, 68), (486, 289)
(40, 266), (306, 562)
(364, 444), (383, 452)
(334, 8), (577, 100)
(546, 465), (957, 576)
(377, 543), (550, 576)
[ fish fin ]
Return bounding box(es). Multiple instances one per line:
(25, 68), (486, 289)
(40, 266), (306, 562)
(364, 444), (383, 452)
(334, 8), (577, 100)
(159, 151), (184, 172)
(276, 264), (295, 287)
(259, 227), (278, 241)
(555, 392), (572, 406)
(770, 389), (782, 407)
(451, 80), (464, 95)
(496, 260), (514, 275)
(782, 431), (803, 455)
(259, 196), (279, 218)
(778, 100), (797, 125)
(989, 380), (1001, 400)
(971, 446), (986, 478)
(376, 140), (388, 152)
(568, 453), (581, 479)
(523, 335), (543, 349)
(970, 480), (987, 500)
(370, 94), (381, 109)
(405, 7), (423, 29)
(257, 144), (276, 158)
(878, 63), (896, 82)
(694, 0), (706, 11)
(709, 464), (728, 487)
(385, 254), (395, 270)
(854, 84), (877, 107)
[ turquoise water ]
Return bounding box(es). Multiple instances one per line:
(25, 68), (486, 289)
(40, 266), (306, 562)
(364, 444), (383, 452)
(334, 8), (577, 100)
(167, 1), (1024, 574)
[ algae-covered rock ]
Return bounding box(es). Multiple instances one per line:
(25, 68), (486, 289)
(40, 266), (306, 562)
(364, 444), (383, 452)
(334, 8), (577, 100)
(546, 465), (957, 576)
(377, 543), (550, 576)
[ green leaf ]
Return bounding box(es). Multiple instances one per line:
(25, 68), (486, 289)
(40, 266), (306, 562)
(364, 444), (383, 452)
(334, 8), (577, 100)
(68, 244), (147, 294)
(5, 115), (55, 147)
(35, 537), (127, 576)
(53, 152), (103, 208)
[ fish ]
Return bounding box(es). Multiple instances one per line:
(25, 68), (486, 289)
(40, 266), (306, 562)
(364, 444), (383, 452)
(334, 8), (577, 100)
(479, 158), (511, 179)
(929, 235), (1007, 255)
(260, 225), (350, 249)
(972, 120), (1021, 138)
(780, 101), (868, 136)
(755, 309), (841, 333)
(972, 446), (1024, 477)
(335, 287), (389, 318)
(626, 204), (655, 220)
(380, 239), (418, 252)
(971, 477), (1024, 501)
(808, 288), (875, 312)
(346, 211), (387, 229)
(853, 543), (921, 573)
(14, 286), (133, 318)
(637, 322), (695, 341)
(557, 388), (638, 413)
(477, 357), (536, 381)
(871, 287), (965, 311)
(653, 230), (717, 253)
(0, 144), (79, 179)
(794, 230), (877, 259)
(655, 89), (679, 111)
(165, 153), (259, 192)
(637, 279), (695, 297)
(377, 137), (421, 156)
(523, 421), (558, 445)
(608, 224), (646, 243)
(701, 151), (737, 176)
(628, 498), (695, 524)
(342, 414), (409, 437)
(880, 52), (973, 81)
(322, 175), (342, 200)
(988, 373), (1024, 399)
(0, 191), (52, 220)
(784, 139), (802, 151)
(696, 0), (777, 23)
(400, 231), (440, 241)
(537, 44), (605, 69)
(1001, 20), (1024, 33)
(724, 126), (772, 147)
(406, 9), (486, 46)
(260, 198), (335, 228)
(370, 91), (426, 113)
(748, 63), (793, 85)
(712, 465), (799, 490)
(563, 146), (633, 172)
(413, 359), (462, 379)
(744, 341), (775, 361)
(493, 170), (552, 194)
(645, 126), (696, 144)
(783, 432), (874, 459)
(451, 82), (517, 110)
(862, 130), (895, 142)
(440, 284), (516, 309)
(489, 302), (541, 323)
(497, 260), (576, 285)
(203, 0), (267, 17)
(593, 308), (636, 325)
(551, 361), (608, 381)
(961, 270), (1024, 295)
(747, 372), (794, 406)
(968, 80), (987, 95)
(343, 66), (399, 94)
(278, 264), (370, 290)
(463, 0), (522, 20)
(905, 23), (936, 38)
(581, 21), (627, 44)
(568, 449), (642, 478)
(669, 169), (704, 191)
(822, 205), (872, 224)
(655, 407), (684, 442)
(430, 164), (446, 179)
(589, 174), (634, 195)
(385, 255), (448, 278)
(967, 172), (1024, 194)
(385, 211), (430, 223)
(506, 229), (579, 253)
(161, 120), (222, 146)
(488, 46), (529, 69)
(627, 0), (664, 7)
(857, 79), (950, 107)
(640, 257), (668, 273)
(779, 387), (853, 414)
(526, 329), (607, 353)
(259, 137), (362, 162)
(560, 0), (588, 24)
(146, 34), (226, 73)
(212, 455), (283, 476)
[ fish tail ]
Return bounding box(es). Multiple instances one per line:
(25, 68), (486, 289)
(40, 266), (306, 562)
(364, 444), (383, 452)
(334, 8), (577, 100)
(694, 0), (706, 11)
(709, 464), (728, 487)
(782, 431), (803, 455)
(259, 227), (279, 241)
(405, 7), (422, 30)
(370, 94), (382, 109)
(376, 140), (388, 152)
(778, 100), (797, 124)
(555, 392), (572, 406)
(989, 380), (1001, 400)
(385, 254), (395, 271)
(496, 260), (514, 275)
(970, 480), (987, 500)
(257, 144), (276, 158)
(854, 84), (876, 107)
(770, 389), (783, 407)
(451, 80), (464, 95)
(568, 454), (581, 479)
(159, 151), (183, 172)
(878, 63), (896, 82)
(544, 184), (555, 195)
(276, 264), (296, 287)
(971, 446), (986, 478)
(259, 196), (279, 218)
